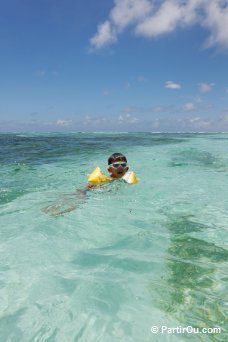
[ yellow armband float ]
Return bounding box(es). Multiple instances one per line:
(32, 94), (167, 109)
(88, 167), (113, 185)
(88, 167), (138, 185)
(122, 171), (138, 184)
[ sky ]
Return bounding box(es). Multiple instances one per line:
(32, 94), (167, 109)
(0, 0), (228, 132)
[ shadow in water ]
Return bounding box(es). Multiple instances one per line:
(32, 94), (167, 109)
(148, 215), (228, 340)
(168, 148), (227, 171)
(41, 190), (87, 216)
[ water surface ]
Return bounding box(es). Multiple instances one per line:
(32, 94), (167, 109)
(0, 133), (227, 341)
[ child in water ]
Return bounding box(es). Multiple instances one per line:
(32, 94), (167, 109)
(107, 152), (129, 178)
(42, 152), (137, 215)
(84, 152), (137, 190)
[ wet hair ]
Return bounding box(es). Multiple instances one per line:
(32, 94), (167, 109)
(108, 153), (127, 165)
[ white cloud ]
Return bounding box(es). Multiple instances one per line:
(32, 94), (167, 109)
(190, 117), (212, 128)
(136, 1), (186, 37)
(111, 0), (153, 31)
(1, 113), (228, 132)
(90, 21), (117, 49)
(123, 104), (176, 114)
(183, 102), (195, 111)
(56, 119), (72, 126)
(198, 82), (214, 93)
(82, 114), (139, 127)
(118, 113), (139, 124)
(189, 116), (201, 123)
(165, 81), (181, 89)
(83, 115), (108, 125)
(202, 1), (228, 49)
(90, 0), (152, 48)
(173, 116), (213, 130)
(90, 0), (228, 50)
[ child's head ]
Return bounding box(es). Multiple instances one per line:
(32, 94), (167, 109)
(107, 152), (129, 178)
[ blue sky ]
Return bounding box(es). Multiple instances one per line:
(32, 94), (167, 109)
(1, 0), (228, 132)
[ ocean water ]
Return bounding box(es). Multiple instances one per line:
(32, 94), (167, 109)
(0, 132), (227, 342)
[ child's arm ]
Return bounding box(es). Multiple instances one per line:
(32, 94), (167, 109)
(78, 183), (95, 194)
(83, 183), (94, 191)
(42, 184), (94, 216)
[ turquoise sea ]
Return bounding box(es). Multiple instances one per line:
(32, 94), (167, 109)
(0, 132), (227, 341)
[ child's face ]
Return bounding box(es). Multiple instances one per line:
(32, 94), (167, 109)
(107, 157), (129, 178)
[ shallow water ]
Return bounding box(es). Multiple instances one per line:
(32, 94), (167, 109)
(0, 133), (228, 341)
